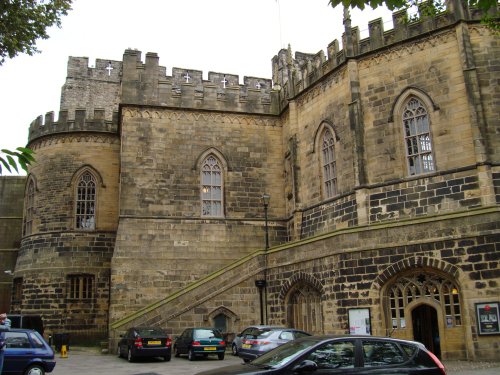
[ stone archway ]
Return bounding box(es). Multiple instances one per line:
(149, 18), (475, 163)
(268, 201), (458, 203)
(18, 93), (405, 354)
(279, 272), (324, 334)
(374, 258), (465, 359)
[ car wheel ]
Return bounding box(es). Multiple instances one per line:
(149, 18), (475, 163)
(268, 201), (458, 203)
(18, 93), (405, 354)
(24, 364), (45, 375)
(164, 353), (171, 361)
(231, 343), (238, 356)
(243, 358), (251, 363)
(127, 347), (134, 362)
(188, 348), (195, 361)
(218, 352), (225, 360)
(174, 346), (180, 357)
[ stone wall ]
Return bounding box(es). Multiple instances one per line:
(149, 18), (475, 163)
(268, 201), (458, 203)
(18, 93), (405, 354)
(0, 176), (25, 312)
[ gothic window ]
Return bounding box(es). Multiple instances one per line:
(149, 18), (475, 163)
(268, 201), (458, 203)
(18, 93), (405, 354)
(75, 171), (96, 229)
(403, 98), (435, 176)
(23, 179), (35, 236)
(201, 155), (223, 217)
(287, 283), (323, 334)
(67, 274), (94, 300)
(387, 271), (461, 329)
(12, 278), (23, 303)
(321, 129), (337, 198)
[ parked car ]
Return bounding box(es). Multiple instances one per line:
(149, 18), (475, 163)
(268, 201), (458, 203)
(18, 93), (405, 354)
(237, 327), (311, 362)
(195, 335), (446, 375)
(174, 327), (226, 361)
(2, 328), (56, 375)
(231, 325), (283, 356)
(117, 327), (172, 362)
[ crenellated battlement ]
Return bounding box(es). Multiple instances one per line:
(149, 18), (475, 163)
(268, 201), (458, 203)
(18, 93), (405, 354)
(271, 1), (491, 105)
(28, 109), (119, 143)
(120, 50), (279, 114)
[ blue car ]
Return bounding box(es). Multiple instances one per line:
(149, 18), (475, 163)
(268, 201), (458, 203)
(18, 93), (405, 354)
(2, 328), (56, 375)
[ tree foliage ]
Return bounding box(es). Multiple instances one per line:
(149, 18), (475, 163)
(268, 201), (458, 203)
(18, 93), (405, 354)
(0, 147), (35, 175)
(0, 0), (73, 65)
(328, 0), (497, 12)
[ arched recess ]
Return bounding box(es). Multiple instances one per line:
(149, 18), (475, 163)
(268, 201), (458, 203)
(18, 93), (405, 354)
(69, 165), (105, 188)
(194, 147), (229, 172)
(373, 257), (465, 359)
(310, 120), (340, 155)
(279, 272), (324, 334)
(206, 306), (239, 341)
(389, 86), (439, 123)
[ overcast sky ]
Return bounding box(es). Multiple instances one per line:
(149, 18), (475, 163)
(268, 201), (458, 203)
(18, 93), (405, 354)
(0, 0), (393, 174)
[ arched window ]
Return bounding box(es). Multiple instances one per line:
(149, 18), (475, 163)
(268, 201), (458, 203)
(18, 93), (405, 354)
(387, 271), (461, 329)
(75, 171), (96, 229)
(321, 129), (337, 198)
(201, 155), (223, 217)
(403, 98), (435, 176)
(287, 283), (323, 334)
(23, 179), (35, 236)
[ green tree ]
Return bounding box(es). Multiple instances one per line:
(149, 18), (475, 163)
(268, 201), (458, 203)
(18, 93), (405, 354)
(0, 147), (35, 175)
(0, 0), (73, 65)
(328, 0), (496, 12)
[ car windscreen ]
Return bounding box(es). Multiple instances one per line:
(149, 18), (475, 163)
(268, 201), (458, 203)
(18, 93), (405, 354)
(251, 338), (319, 368)
(136, 328), (166, 337)
(194, 329), (220, 339)
(251, 329), (275, 339)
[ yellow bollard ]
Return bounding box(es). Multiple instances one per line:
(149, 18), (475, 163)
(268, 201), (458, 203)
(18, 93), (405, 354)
(60, 344), (68, 358)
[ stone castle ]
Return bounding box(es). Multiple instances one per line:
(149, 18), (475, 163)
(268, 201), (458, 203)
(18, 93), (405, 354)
(1, 0), (499, 360)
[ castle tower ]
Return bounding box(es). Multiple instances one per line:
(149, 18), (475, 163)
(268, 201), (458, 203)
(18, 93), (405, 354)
(11, 57), (121, 341)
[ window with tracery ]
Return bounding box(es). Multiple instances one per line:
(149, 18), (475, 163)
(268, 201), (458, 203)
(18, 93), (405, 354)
(287, 283), (323, 334)
(23, 179), (35, 236)
(403, 98), (435, 176)
(321, 129), (337, 198)
(388, 272), (461, 329)
(67, 274), (94, 300)
(201, 155), (223, 217)
(75, 172), (96, 229)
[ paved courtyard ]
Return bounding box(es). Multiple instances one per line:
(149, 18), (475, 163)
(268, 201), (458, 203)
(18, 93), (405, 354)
(50, 347), (500, 375)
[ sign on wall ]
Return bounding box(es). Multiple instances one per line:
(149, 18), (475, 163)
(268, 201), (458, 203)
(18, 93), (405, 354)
(348, 308), (371, 335)
(476, 302), (500, 335)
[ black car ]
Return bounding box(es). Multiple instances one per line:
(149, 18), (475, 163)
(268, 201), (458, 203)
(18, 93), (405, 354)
(117, 327), (172, 362)
(174, 327), (226, 361)
(195, 335), (446, 375)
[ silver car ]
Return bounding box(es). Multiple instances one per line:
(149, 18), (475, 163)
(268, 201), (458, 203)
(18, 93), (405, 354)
(231, 325), (282, 356)
(237, 327), (311, 362)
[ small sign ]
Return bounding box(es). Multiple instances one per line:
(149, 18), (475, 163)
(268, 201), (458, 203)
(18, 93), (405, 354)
(476, 302), (500, 335)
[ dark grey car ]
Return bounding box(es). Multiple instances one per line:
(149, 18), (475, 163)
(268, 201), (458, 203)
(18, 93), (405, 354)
(237, 327), (311, 362)
(195, 335), (447, 375)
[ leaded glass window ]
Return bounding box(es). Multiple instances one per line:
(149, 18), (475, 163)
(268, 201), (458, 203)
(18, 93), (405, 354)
(403, 98), (435, 176)
(76, 172), (96, 229)
(201, 155), (223, 217)
(68, 274), (94, 300)
(322, 129), (337, 198)
(23, 179), (35, 236)
(388, 272), (461, 329)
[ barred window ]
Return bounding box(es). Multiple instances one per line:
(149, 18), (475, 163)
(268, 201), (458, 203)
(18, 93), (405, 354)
(321, 129), (337, 198)
(76, 172), (96, 229)
(403, 98), (435, 176)
(201, 155), (223, 217)
(68, 274), (94, 300)
(13, 278), (23, 302)
(23, 179), (35, 236)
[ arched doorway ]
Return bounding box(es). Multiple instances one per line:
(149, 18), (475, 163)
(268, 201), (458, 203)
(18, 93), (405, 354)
(286, 283), (323, 334)
(412, 304), (441, 358)
(383, 270), (463, 358)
